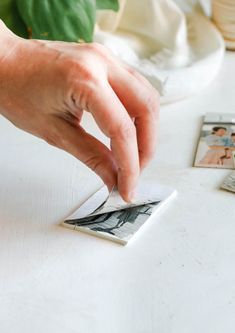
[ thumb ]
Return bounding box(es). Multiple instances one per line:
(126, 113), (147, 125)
(44, 117), (117, 190)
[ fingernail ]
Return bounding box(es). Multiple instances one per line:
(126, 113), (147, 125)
(126, 189), (136, 203)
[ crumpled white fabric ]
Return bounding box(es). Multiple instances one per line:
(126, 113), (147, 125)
(94, 0), (224, 103)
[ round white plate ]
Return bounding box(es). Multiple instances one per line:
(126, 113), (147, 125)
(95, 10), (225, 104)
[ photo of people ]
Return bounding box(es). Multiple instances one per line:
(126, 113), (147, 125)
(194, 123), (235, 169)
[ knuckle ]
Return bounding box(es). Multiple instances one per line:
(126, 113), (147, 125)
(87, 42), (107, 55)
(79, 65), (95, 82)
(84, 154), (106, 173)
(85, 43), (113, 62)
(72, 63), (94, 82)
(110, 121), (136, 139)
(60, 57), (97, 84)
(127, 66), (139, 77)
(146, 93), (160, 118)
(125, 68), (160, 117)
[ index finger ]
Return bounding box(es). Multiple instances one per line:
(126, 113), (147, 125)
(85, 82), (140, 202)
(109, 65), (159, 169)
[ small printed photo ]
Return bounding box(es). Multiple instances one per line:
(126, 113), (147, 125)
(63, 182), (176, 245)
(65, 203), (159, 244)
(221, 172), (235, 194)
(194, 123), (235, 169)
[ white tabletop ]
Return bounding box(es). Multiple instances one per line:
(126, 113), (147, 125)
(0, 51), (235, 333)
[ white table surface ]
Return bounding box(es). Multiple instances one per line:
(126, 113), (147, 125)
(0, 51), (235, 333)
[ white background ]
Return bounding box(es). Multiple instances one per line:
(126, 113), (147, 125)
(0, 51), (235, 333)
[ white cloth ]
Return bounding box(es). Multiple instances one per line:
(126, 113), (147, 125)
(95, 0), (224, 103)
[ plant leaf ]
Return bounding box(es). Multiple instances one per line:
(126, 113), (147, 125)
(16, 0), (96, 42)
(0, 0), (28, 38)
(96, 0), (119, 11)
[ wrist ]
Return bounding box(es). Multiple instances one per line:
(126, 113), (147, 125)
(0, 20), (21, 60)
(0, 20), (25, 117)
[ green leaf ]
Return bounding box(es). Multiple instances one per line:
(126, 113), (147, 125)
(96, 0), (119, 11)
(16, 0), (96, 42)
(0, 0), (28, 38)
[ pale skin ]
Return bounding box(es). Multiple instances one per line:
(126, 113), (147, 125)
(0, 20), (159, 202)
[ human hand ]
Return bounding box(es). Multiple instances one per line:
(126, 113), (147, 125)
(0, 21), (159, 202)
